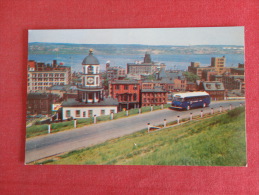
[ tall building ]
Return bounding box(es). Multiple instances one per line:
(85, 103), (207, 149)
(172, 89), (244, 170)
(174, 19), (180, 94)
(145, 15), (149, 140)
(211, 56), (226, 74)
(27, 60), (71, 92)
(77, 49), (103, 103)
(62, 50), (118, 120)
(127, 52), (166, 75)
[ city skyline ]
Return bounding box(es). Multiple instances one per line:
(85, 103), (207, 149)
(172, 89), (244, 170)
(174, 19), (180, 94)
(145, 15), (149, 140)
(29, 27), (244, 46)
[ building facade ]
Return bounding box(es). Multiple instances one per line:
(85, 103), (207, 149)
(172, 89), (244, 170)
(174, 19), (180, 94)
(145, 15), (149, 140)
(62, 50), (118, 120)
(27, 93), (60, 115)
(199, 81), (225, 100)
(127, 52), (166, 75)
(140, 88), (168, 107)
(106, 62), (126, 80)
(27, 60), (71, 93)
(188, 62), (216, 78)
(109, 80), (140, 111)
(211, 56), (226, 74)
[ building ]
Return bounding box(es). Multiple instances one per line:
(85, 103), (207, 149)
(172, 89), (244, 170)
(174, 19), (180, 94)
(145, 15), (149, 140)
(230, 63), (245, 75)
(211, 56), (226, 74)
(198, 81), (225, 100)
(201, 70), (217, 81)
(186, 82), (198, 91)
(188, 62), (216, 78)
(222, 75), (245, 92)
(27, 60), (71, 93)
(155, 68), (187, 92)
(127, 52), (166, 75)
(62, 50), (118, 120)
(140, 87), (168, 107)
(27, 93), (60, 115)
(106, 62), (126, 80)
(46, 85), (78, 100)
(109, 80), (140, 111)
(188, 56), (228, 79)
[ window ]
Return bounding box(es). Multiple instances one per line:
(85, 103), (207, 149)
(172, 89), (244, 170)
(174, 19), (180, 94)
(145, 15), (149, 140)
(75, 110), (80, 117)
(133, 93), (137, 101)
(101, 110), (105, 116)
(206, 84), (211, 89)
(115, 85), (120, 90)
(83, 111), (86, 117)
(88, 66), (94, 74)
(124, 85), (128, 90)
(66, 110), (71, 117)
(216, 84), (221, 89)
(88, 110), (93, 117)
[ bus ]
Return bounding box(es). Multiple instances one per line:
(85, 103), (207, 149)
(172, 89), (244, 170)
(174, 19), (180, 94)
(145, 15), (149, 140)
(171, 91), (211, 110)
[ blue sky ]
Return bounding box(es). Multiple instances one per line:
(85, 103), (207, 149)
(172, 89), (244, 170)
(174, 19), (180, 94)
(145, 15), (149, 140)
(29, 27), (244, 46)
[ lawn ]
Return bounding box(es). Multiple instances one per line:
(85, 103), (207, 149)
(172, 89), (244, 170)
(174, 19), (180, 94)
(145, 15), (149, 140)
(34, 107), (246, 166)
(26, 104), (170, 138)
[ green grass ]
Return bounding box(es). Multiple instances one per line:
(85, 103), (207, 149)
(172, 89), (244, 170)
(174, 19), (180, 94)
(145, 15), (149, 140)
(34, 107), (246, 166)
(26, 104), (170, 138)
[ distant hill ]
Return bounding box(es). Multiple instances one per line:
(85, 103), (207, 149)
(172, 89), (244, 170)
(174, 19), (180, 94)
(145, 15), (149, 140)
(28, 42), (244, 55)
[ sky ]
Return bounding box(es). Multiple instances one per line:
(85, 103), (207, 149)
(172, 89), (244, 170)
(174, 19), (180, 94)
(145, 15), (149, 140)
(29, 27), (244, 46)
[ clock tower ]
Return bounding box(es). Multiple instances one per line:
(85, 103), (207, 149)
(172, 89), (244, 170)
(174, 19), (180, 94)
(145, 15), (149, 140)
(78, 49), (103, 103)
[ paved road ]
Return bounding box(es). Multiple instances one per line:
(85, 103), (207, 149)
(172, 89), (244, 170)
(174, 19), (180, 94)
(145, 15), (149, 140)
(25, 100), (244, 163)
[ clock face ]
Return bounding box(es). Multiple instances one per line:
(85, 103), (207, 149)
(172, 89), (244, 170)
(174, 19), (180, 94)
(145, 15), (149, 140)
(87, 77), (94, 84)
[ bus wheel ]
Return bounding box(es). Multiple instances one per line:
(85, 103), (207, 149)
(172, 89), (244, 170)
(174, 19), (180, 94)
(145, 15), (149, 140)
(186, 106), (190, 110)
(203, 103), (206, 108)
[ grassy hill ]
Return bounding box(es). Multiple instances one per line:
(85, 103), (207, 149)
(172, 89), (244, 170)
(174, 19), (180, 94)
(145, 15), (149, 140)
(35, 107), (246, 166)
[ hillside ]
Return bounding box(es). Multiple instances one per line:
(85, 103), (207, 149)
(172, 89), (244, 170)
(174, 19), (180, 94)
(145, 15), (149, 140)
(34, 107), (246, 166)
(29, 42), (244, 55)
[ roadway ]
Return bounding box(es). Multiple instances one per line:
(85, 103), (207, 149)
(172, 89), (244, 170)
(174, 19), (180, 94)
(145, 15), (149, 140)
(25, 100), (244, 163)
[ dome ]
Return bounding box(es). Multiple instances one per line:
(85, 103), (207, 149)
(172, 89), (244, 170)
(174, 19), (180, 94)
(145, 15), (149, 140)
(82, 49), (100, 65)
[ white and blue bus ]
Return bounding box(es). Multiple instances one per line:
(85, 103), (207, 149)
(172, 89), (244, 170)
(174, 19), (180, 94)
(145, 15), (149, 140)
(172, 91), (211, 110)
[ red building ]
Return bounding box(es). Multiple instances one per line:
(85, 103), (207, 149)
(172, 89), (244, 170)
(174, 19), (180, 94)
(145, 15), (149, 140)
(109, 80), (140, 111)
(141, 87), (168, 107)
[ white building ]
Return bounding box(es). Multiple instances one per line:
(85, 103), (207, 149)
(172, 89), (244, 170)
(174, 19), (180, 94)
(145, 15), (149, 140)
(27, 60), (71, 92)
(62, 49), (118, 120)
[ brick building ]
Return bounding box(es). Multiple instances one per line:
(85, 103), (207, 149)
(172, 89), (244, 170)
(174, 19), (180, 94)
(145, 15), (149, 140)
(109, 80), (140, 111)
(188, 62), (216, 78)
(27, 93), (60, 115)
(140, 87), (168, 107)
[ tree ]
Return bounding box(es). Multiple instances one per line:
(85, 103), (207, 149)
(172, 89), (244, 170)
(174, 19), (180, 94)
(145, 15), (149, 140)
(183, 71), (200, 82)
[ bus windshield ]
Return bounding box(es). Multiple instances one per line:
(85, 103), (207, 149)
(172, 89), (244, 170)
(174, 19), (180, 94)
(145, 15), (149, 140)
(173, 97), (184, 102)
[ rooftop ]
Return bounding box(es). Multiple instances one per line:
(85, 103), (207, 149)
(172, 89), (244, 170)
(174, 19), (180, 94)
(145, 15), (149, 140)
(82, 49), (99, 65)
(62, 97), (119, 107)
(111, 80), (139, 84)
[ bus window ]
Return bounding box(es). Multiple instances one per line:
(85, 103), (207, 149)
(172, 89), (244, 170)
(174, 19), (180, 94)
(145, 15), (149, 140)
(174, 97), (184, 102)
